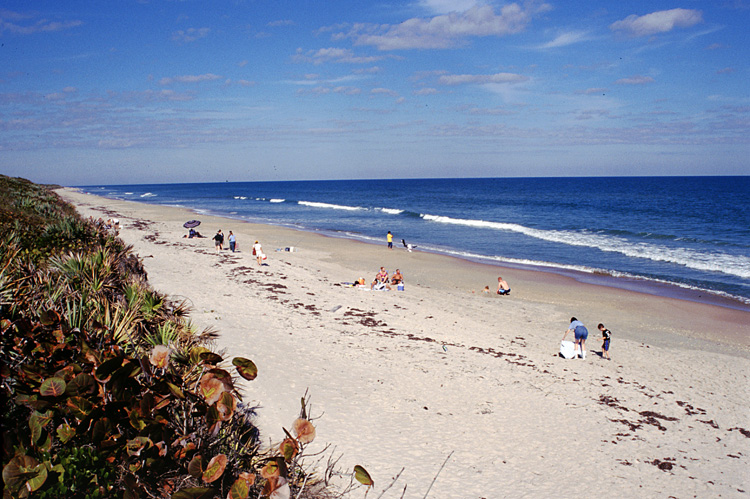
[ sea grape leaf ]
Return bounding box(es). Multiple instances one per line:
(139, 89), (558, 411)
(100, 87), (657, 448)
(202, 454), (227, 483)
(166, 382), (185, 399)
(232, 357), (258, 381)
(67, 396), (94, 419)
(96, 357), (124, 379)
(189, 347), (211, 365)
(216, 392), (236, 421)
(39, 310), (60, 326)
(354, 465), (374, 486)
(228, 478), (250, 499)
(2, 455), (44, 491)
(29, 411), (53, 443)
(126, 436), (152, 457)
(56, 423), (75, 443)
(171, 487), (216, 499)
(187, 455), (204, 479)
(66, 372), (97, 396)
(199, 351), (223, 365)
(39, 377), (66, 397)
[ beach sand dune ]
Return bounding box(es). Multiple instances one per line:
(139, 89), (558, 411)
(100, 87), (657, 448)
(59, 189), (750, 498)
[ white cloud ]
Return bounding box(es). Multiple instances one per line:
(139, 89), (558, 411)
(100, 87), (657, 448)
(419, 0), (483, 14)
(577, 87), (608, 95)
(0, 9), (83, 35)
(159, 74), (222, 85)
(339, 3), (550, 50)
(615, 75), (654, 85)
(371, 88), (399, 97)
(414, 87), (439, 95)
(171, 27), (210, 43)
(292, 47), (393, 64)
(537, 30), (591, 49)
(438, 72), (528, 85)
(610, 8), (702, 37)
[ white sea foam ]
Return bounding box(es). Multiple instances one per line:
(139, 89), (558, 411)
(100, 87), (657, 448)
(298, 201), (364, 211)
(140, 192), (157, 198)
(420, 213), (750, 279)
(125, 192), (134, 195)
(376, 207), (404, 215)
(270, 199), (285, 203)
(233, 196), (248, 200)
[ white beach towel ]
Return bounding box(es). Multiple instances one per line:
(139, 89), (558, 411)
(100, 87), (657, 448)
(560, 340), (576, 359)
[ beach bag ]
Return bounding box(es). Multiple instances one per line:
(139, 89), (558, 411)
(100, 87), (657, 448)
(252, 248), (256, 255)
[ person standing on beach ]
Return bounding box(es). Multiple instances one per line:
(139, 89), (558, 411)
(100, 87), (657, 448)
(252, 240), (264, 266)
(213, 230), (224, 252)
(562, 317), (588, 359)
(228, 231), (236, 252)
(598, 323), (612, 360)
(387, 231), (393, 250)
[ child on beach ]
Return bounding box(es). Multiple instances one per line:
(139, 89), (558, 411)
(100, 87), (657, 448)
(598, 323), (611, 360)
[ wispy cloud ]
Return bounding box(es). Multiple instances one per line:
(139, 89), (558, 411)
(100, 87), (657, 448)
(536, 30), (592, 49)
(171, 27), (210, 43)
(292, 47), (394, 65)
(159, 74), (223, 85)
(610, 8), (702, 37)
(615, 75), (654, 85)
(0, 9), (82, 35)
(334, 3), (551, 50)
(268, 19), (295, 27)
(438, 72), (528, 85)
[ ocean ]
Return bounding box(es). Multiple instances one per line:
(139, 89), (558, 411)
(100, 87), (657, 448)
(80, 177), (750, 310)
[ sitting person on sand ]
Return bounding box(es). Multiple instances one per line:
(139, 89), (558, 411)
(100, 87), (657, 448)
(496, 276), (511, 295)
(371, 267), (391, 290)
(481, 285), (491, 294)
(391, 269), (404, 285)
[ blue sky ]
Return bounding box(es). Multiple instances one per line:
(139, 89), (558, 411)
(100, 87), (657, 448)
(1, 1), (748, 185)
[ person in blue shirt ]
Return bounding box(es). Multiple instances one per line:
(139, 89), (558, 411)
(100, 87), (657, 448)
(562, 317), (589, 359)
(228, 231), (236, 252)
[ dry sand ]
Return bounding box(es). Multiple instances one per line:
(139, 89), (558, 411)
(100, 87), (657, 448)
(58, 188), (750, 498)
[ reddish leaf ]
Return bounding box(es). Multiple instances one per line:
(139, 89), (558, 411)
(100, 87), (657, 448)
(228, 478), (250, 499)
(187, 455), (204, 479)
(232, 357), (258, 381)
(39, 377), (66, 397)
(202, 454), (227, 483)
(171, 487), (216, 499)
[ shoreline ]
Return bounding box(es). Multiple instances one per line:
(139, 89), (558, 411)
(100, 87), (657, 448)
(62, 188), (750, 354)
(56, 187), (750, 498)
(80, 190), (750, 314)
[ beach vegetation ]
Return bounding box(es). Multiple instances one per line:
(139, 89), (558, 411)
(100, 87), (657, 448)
(1, 176), (375, 498)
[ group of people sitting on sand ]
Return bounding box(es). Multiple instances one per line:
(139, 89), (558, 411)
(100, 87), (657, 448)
(480, 276), (511, 295)
(368, 267), (404, 291)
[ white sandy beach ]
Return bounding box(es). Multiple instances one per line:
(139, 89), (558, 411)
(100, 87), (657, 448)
(58, 188), (750, 498)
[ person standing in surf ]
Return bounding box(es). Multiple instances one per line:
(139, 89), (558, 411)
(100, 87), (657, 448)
(387, 231), (393, 250)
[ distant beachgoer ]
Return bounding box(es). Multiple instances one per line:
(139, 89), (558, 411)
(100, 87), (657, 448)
(188, 228), (196, 238)
(213, 230), (224, 252)
(482, 286), (491, 294)
(371, 267), (391, 290)
(391, 269), (403, 285)
(496, 277), (511, 295)
(562, 317), (588, 359)
(228, 231), (236, 252)
(401, 239), (416, 252)
(598, 323), (612, 360)
(252, 240), (264, 266)
(387, 231), (393, 249)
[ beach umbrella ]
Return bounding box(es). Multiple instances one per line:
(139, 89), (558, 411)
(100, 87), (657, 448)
(183, 220), (201, 229)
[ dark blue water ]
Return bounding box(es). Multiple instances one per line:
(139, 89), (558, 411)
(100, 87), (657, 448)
(81, 177), (750, 308)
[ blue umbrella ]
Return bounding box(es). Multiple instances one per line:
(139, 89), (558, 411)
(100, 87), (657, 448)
(183, 220), (201, 229)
